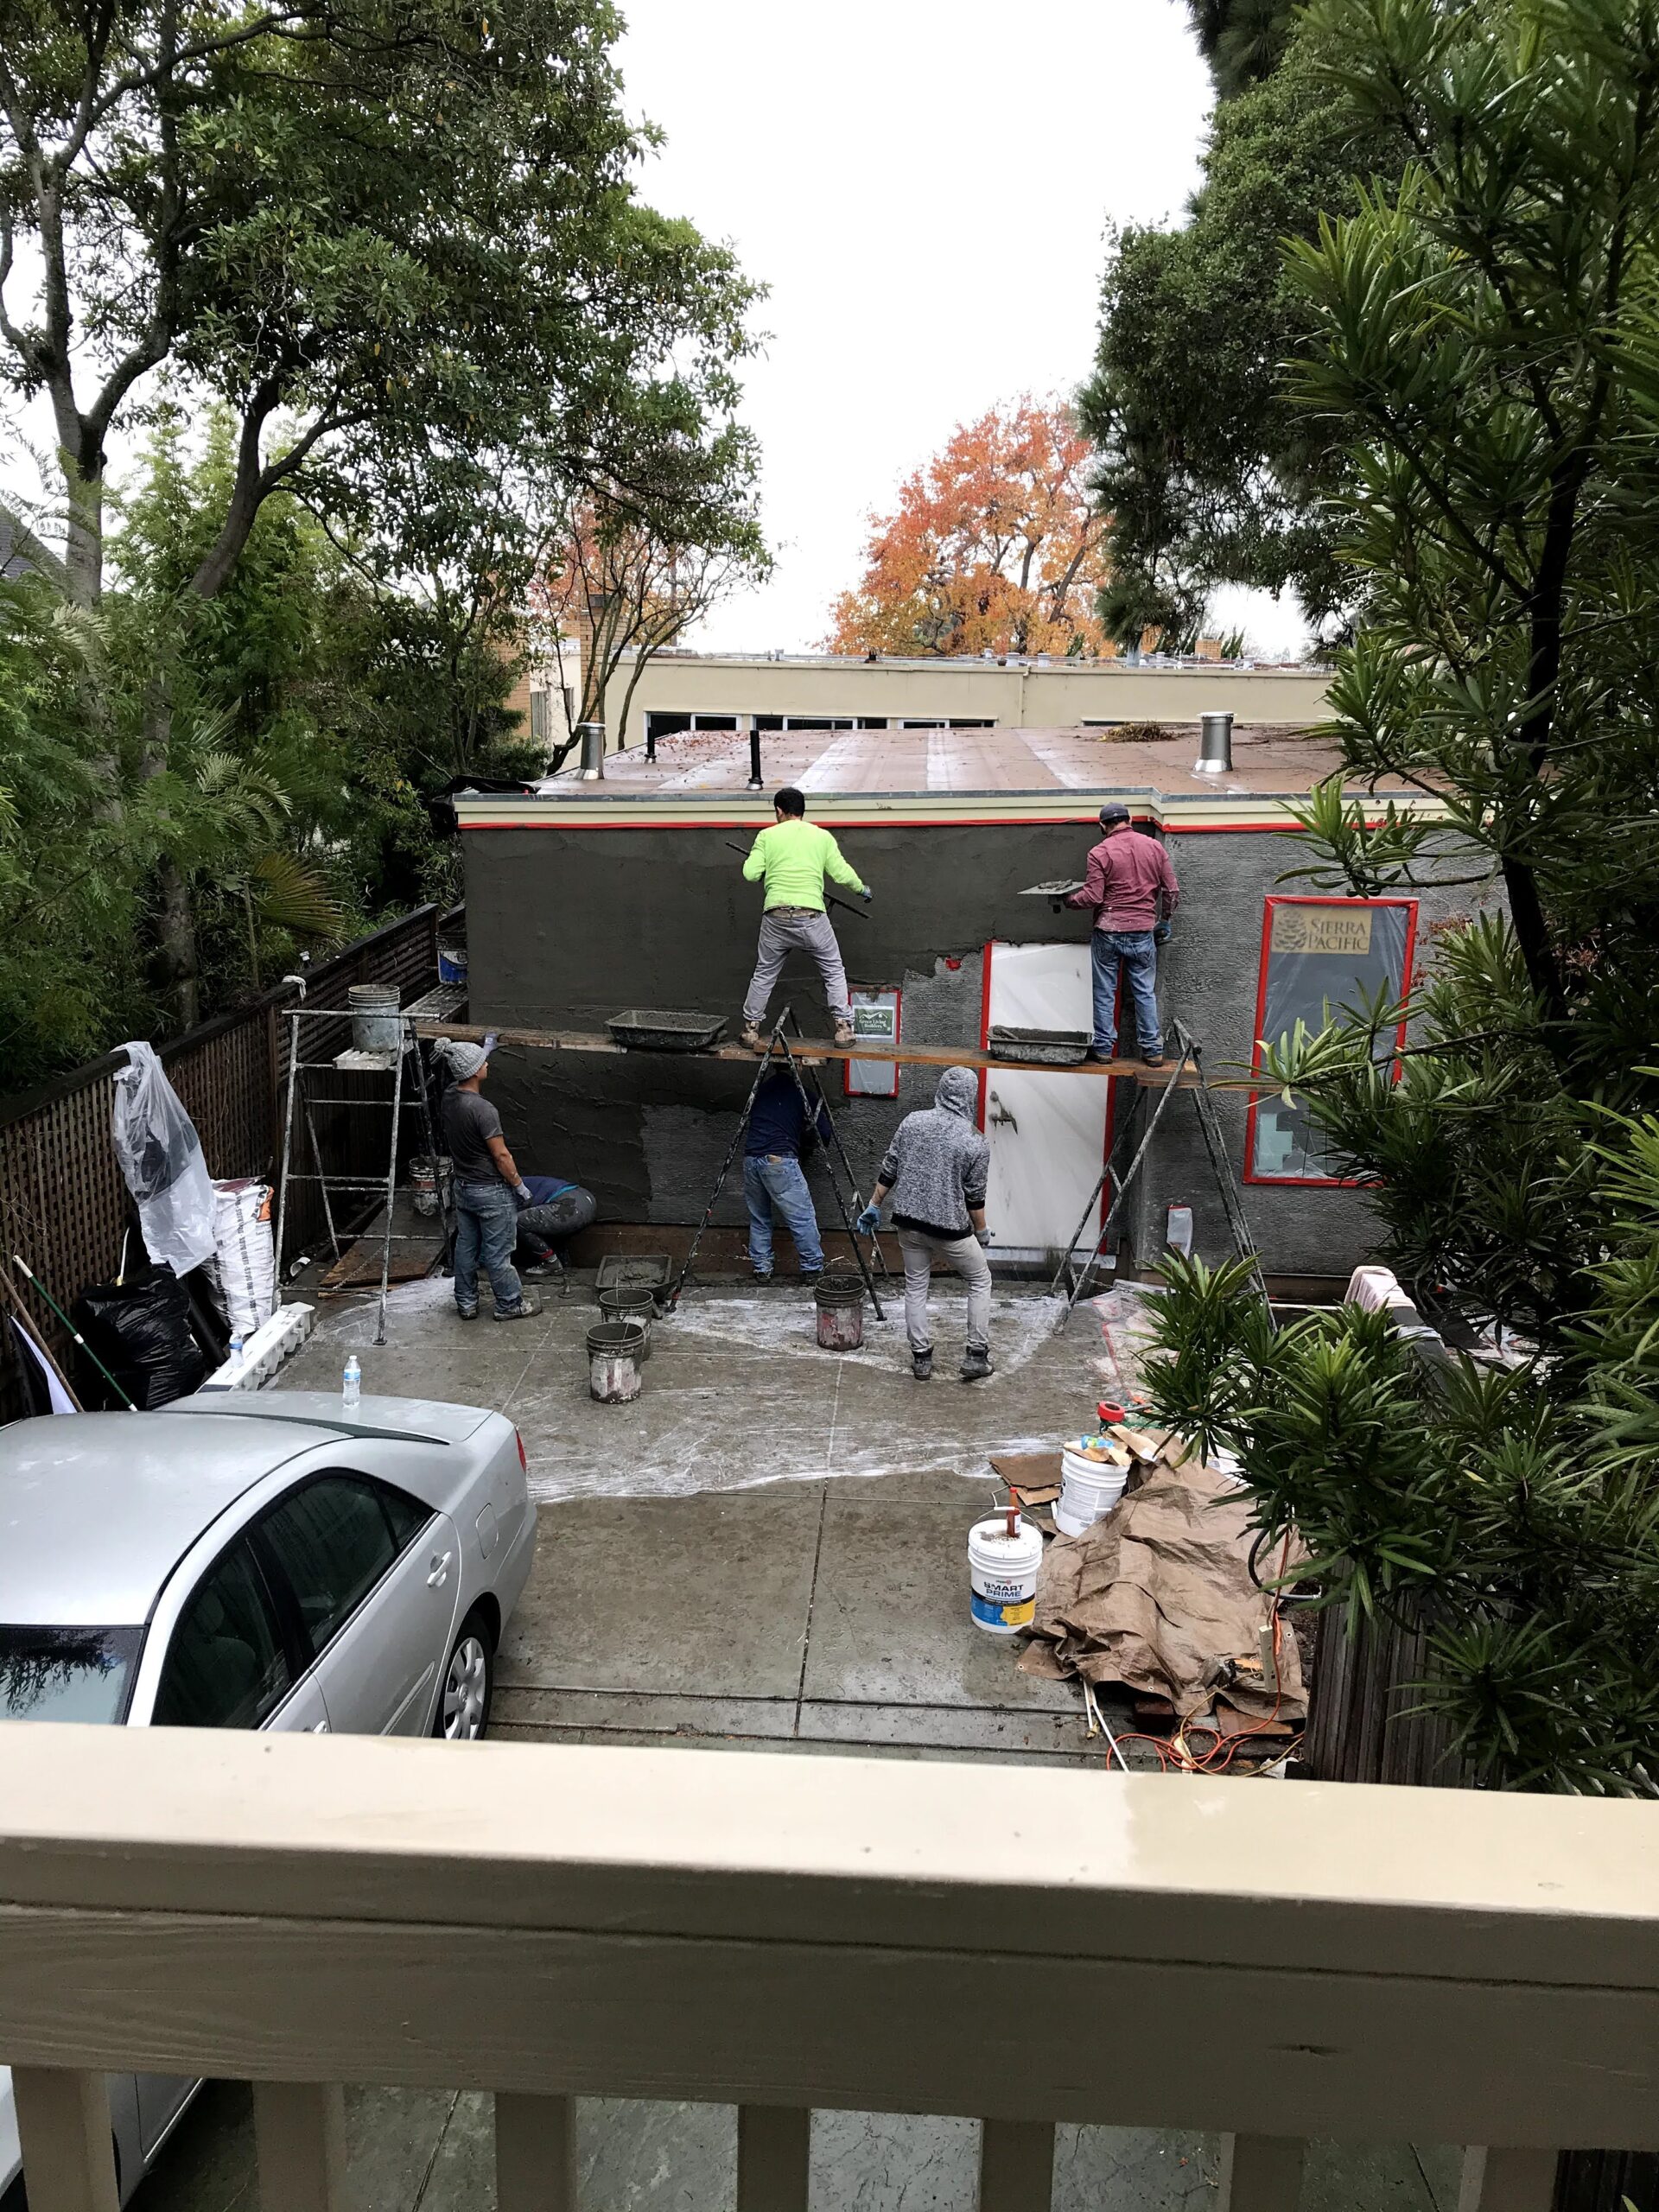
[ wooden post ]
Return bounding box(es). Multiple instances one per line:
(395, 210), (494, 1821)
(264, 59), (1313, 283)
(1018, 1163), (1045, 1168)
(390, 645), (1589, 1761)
(1218, 2132), (1306, 2210)
(11, 2068), (120, 2212)
(1459, 2148), (1559, 2212)
(496, 2092), (577, 2212)
(252, 2081), (346, 2212)
(737, 2105), (810, 2212)
(979, 2119), (1054, 2212)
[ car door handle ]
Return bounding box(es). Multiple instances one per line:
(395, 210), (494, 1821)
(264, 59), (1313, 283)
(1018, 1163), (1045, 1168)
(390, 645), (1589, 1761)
(427, 1551), (453, 1587)
(311, 1720), (330, 1734)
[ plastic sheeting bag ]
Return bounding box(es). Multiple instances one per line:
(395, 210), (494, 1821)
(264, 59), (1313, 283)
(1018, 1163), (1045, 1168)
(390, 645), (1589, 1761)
(209, 1179), (276, 1338)
(111, 1041), (217, 1276)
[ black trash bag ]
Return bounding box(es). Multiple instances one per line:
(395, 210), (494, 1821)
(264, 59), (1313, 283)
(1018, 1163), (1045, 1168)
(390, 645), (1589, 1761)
(71, 1265), (207, 1409)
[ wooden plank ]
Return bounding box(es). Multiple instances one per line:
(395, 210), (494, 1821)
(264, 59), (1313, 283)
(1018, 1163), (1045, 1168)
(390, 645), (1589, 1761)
(1218, 2133), (1306, 2210)
(10, 2066), (120, 2212)
(252, 2081), (346, 2212)
(410, 1019), (1199, 1084)
(737, 2105), (810, 2212)
(1458, 2148), (1560, 2212)
(496, 2092), (577, 2212)
(979, 2120), (1054, 2212)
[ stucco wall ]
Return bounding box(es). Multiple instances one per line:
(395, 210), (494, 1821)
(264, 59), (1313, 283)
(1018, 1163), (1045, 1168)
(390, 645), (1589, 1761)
(461, 821), (1481, 1280)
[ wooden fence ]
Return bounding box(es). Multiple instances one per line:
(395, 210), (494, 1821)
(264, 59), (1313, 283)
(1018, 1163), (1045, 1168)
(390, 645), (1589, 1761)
(0, 906), (448, 1421)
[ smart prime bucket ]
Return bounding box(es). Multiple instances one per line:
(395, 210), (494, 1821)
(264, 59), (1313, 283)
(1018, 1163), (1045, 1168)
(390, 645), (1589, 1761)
(1055, 1440), (1130, 1537)
(347, 982), (401, 1055)
(967, 1513), (1043, 1637)
(814, 1270), (864, 1351)
(587, 1319), (645, 1403)
(597, 1284), (655, 1357)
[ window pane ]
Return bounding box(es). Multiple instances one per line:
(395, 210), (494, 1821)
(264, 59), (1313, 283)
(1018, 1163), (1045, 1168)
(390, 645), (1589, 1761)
(0, 1625), (143, 1725)
(378, 1484), (431, 1552)
(258, 1476), (397, 1657)
(153, 1545), (289, 1729)
(1253, 901), (1413, 1180)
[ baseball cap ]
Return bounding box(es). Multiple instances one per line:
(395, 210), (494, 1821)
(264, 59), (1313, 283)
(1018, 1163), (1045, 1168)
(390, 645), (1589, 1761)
(1097, 802), (1131, 827)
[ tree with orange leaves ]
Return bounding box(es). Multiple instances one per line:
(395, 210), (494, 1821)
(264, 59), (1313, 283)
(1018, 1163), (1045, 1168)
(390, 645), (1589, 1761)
(826, 400), (1113, 659)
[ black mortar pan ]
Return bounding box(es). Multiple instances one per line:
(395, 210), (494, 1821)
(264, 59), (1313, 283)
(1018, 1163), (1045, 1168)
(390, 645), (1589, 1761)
(988, 1026), (1091, 1066)
(607, 1010), (727, 1052)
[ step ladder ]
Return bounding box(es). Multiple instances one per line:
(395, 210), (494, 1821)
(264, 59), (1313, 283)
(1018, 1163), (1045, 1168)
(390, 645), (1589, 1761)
(1049, 1020), (1273, 1328)
(273, 1007), (449, 1346)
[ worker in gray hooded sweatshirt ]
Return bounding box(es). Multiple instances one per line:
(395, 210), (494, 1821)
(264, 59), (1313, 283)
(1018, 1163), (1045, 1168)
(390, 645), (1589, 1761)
(856, 1066), (993, 1382)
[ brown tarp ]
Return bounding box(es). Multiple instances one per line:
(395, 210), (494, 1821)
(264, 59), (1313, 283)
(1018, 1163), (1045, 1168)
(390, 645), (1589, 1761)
(1018, 1459), (1306, 1724)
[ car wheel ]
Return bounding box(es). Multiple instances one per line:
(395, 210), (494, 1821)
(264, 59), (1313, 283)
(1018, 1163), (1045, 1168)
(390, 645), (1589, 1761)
(435, 1611), (493, 1740)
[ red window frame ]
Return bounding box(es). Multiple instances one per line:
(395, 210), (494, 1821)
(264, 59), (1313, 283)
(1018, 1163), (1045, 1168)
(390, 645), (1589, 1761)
(1243, 895), (1420, 1188)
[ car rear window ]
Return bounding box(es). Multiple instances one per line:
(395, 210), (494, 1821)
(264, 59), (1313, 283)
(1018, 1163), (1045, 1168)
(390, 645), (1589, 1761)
(0, 1624), (143, 1724)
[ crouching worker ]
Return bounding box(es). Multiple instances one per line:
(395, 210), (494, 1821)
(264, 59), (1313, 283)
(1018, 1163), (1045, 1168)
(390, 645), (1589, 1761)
(514, 1175), (598, 1284)
(745, 1066), (833, 1285)
(856, 1067), (993, 1382)
(435, 1038), (541, 1323)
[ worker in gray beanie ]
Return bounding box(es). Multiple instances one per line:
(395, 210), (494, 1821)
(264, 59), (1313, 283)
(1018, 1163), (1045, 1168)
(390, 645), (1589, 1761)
(435, 1038), (541, 1322)
(856, 1066), (994, 1382)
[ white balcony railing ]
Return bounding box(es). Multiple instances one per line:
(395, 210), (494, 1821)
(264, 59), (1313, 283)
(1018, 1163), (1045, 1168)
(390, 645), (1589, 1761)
(2, 1722), (1656, 2212)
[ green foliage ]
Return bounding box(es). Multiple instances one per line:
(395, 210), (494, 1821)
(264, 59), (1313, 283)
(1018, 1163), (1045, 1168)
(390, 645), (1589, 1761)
(1185, 0), (1300, 98)
(1142, 1258), (1659, 1794)
(1081, 21), (1409, 645)
(1139, 0), (1659, 1796)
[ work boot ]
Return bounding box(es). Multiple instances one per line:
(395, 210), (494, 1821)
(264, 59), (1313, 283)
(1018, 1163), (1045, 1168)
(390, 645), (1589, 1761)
(741, 1022), (766, 1052)
(959, 1344), (994, 1382)
(1085, 1046), (1115, 1064)
(454, 1305), (478, 1321)
(834, 1020), (856, 1047)
(493, 1296), (543, 1322)
(911, 1348), (933, 1382)
(1141, 1049), (1166, 1067)
(800, 1268), (822, 1288)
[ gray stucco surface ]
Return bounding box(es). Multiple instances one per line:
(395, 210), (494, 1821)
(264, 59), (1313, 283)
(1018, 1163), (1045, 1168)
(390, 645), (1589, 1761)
(464, 818), (1485, 1279)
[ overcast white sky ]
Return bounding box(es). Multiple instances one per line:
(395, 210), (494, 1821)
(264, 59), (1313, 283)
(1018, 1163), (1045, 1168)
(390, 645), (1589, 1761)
(614, 0), (1299, 655)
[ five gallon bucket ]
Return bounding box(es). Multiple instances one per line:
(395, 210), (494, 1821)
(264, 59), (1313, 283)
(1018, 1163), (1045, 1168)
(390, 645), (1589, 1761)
(588, 1319), (646, 1403)
(1055, 1440), (1130, 1537)
(347, 982), (401, 1056)
(967, 1514), (1044, 1637)
(597, 1283), (655, 1357)
(814, 1270), (864, 1351)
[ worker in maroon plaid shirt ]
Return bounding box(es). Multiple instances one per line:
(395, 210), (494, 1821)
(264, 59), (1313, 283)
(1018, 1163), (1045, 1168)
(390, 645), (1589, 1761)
(1065, 803), (1179, 1065)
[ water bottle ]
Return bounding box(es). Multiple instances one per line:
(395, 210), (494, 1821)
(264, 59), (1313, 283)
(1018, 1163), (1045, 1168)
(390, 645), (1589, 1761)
(342, 1354), (361, 1412)
(228, 1333), (244, 1371)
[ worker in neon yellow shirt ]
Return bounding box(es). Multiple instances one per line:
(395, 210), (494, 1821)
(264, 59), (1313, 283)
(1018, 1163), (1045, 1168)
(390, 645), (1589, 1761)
(740, 785), (871, 1050)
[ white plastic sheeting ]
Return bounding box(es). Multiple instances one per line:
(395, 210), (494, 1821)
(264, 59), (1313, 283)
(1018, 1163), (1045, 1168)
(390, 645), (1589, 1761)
(111, 1042), (217, 1275)
(982, 941), (1109, 1262)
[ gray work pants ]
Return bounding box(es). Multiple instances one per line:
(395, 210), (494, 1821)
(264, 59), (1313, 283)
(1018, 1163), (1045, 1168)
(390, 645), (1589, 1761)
(897, 1228), (991, 1356)
(744, 906), (850, 1027)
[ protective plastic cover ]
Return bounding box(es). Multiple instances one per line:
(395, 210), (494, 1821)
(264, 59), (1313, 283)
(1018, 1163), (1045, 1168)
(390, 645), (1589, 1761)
(111, 1041), (218, 1275)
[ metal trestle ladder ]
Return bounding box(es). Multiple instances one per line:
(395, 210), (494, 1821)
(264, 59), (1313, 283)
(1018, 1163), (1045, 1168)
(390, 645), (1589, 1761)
(273, 1008), (448, 1347)
(1049, 1019), (1273, 1328)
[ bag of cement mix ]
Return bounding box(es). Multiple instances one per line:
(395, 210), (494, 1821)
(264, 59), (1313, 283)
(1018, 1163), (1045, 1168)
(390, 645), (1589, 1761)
(208, 1179), (276, 1338)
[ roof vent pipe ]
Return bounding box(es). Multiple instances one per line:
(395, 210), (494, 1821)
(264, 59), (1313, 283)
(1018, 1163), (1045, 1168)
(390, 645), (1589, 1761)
(577, 721), (606, 781)
(745, 714), (763, 790)
(1194, 710), (1234, 776)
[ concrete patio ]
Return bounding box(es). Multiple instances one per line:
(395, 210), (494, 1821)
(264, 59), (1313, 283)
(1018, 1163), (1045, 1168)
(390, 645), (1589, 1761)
(124, 1268), (1462, 2211)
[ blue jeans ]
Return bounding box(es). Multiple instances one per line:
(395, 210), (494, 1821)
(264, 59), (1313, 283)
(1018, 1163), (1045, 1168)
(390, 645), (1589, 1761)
(454, 1182), (524, 1313)
(1091, 930), (1161, 1056)
(743, 1154), (825, 1275)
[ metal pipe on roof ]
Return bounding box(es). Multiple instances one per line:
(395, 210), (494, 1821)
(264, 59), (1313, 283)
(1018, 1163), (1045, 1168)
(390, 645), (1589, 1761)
(1194, 711), (1234, 775)
(577, 721), (606, 781)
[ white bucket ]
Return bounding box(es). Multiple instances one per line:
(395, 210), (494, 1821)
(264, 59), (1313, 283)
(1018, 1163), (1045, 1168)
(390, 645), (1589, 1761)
(1055, 1440), (1130, 1537)
(967, 1515), (1044, 1637)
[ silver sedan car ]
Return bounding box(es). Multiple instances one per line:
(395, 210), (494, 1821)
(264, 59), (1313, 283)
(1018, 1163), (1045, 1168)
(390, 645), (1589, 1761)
(0, 1389), (536, 2208)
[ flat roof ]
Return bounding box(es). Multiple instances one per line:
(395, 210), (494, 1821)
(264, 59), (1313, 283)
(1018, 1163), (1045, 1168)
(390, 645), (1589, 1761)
(564, 721), (1339, 798)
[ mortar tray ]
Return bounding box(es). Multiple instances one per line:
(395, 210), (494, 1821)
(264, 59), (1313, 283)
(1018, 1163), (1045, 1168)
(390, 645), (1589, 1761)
(1018, 879), (1086, 899)
(595, 1253), (672, 1294)
(988, 1025), (1091, 1066)
(607, 1009), (727, 1052)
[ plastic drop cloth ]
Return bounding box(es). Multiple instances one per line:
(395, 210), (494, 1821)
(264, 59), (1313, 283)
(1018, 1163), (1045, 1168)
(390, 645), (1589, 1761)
(1019, 1456), (1307, 1725)
(111, 1042), (217, 1276)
